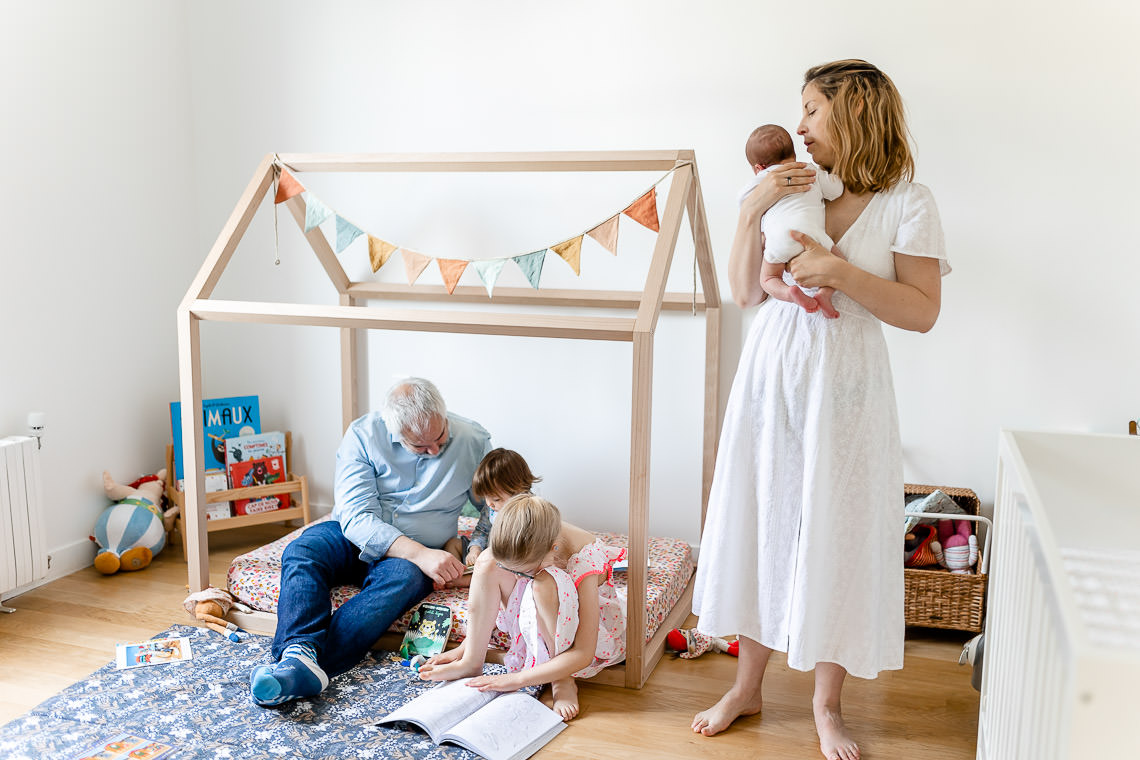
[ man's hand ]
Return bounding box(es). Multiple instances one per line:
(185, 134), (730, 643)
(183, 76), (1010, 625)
(414, 547), (466, 586)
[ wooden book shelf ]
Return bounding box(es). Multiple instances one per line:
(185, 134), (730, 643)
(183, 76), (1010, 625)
(164, 431), (311, 555)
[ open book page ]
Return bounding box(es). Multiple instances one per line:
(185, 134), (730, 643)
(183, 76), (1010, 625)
(377, 678), (497, 744)
(443, 691), (566, 760)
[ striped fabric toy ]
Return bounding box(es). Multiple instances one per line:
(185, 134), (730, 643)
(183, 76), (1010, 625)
(91, 470), (173, 574)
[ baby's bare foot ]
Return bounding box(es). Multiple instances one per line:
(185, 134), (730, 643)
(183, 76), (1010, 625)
(814, 703), (860, 760)
(789, 286), (820, 313)
(550, 677), (579, 720)
(691, 685), (762, 736)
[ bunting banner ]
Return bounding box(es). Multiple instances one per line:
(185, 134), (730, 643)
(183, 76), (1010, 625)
(368, 235), (397, 273)
(278, 161), (684, 293)
(550, 236), (583, 276)
(274, 169), (304, 204)
(472, 258), (506, 297)
(402, 250), (431, 285)
(587, 215), (620, 255)
(623, 188), (660, 232)
(437, 258), (468, 295)
(335, 215), (364, 254)
(303, 193), (333, 233)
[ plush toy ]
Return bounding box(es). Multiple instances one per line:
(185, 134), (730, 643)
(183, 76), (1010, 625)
(665, 628), (740, 659)
(182, 587), (252, 641)
(91, 469), (178, 574)
(932, 519), (979, 575)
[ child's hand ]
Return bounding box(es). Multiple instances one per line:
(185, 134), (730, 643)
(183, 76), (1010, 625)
(466, 673), (523, 692)
(465, 546), (482, 566)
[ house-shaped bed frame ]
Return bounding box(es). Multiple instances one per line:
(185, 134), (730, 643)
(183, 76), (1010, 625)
(177, 151), (720, 688)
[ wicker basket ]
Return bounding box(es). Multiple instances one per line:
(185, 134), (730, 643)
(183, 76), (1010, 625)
(904, 483), (987, 632)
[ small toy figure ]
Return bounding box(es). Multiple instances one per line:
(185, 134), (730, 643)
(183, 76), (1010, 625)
(932, 519), (979, 574)
(665, 628), (739, 659)
(92, 470), (178, 574)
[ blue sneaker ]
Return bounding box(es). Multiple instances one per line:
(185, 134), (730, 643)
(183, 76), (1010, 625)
(250, 643), (329, 707)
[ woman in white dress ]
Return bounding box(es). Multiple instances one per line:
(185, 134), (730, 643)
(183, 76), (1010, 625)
(691, 60), (948, 760)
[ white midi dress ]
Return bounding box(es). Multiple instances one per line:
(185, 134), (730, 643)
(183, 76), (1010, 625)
(692, 180), (948, 680)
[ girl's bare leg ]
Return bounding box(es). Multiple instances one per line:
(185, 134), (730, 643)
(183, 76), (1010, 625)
(691, 635), (769, 736)
(419, 551), (515, 681)
(814, 662), (859, 760)
(532, 573), (579, 720)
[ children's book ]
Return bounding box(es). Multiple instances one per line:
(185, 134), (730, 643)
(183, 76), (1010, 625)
(224, 430), (287, 473)
(69, 732), (177, 760)
(169, 395), (260, 483)
(115, 636), (193, 670)
(228, 455), (290, 515)
(377, 678), (565, 760)
(399, 602), (452, 659)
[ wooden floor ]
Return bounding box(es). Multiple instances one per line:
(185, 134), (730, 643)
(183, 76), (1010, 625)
(0, 525), (980, 759)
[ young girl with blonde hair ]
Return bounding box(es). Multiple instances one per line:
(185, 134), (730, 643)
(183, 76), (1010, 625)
(419, 493), (626, 720)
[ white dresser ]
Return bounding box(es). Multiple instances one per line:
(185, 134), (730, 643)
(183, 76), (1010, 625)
(980, 430), (1140, 758)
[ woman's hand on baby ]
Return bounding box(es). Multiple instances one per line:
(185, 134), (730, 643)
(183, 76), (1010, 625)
(787, 230), (846, 290)
(741, 162), (815, 218)
(466, 672), (524, 692)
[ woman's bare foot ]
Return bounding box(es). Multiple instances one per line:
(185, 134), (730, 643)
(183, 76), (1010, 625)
(814, 703), (860, 760)
(691, 685), (763, 736)
(549, 677), (579, 721)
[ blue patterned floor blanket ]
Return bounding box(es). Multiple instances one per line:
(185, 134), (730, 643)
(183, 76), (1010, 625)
(0, 624), (525, 759)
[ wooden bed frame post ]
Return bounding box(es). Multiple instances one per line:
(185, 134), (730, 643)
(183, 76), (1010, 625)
(179, 151), (721, 688)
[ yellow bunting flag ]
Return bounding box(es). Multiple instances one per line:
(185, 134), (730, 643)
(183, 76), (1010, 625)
(368, 236), (397, 273)
(587, 215), (620, 255)
(438, 258), (468, 295)
(551, 236), (583, 275)
(623, 187), (660, 232)
(402, 250), (431, 285)
(275, 169), (304, 204)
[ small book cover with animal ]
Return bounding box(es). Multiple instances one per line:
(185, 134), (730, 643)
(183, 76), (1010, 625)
(68, 732), (177, 760)
(169, 395), (260, 486)
(398, 602), (452, 659)
(228, 455), (290, 515)
(377, 678), (565, 760)
(224, 431), (287, 474)
(115, 636), (193, 670)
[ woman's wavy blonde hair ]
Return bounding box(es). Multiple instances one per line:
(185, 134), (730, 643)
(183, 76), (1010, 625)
(804, 59), (914, 194)
(489, 493), (561, 568)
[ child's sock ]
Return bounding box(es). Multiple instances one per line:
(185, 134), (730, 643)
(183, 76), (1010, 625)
(250, 642), (329, 707)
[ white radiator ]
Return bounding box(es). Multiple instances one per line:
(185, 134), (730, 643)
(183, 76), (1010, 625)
(0, 435), (48, 602)
(980, 431), (1140, 758)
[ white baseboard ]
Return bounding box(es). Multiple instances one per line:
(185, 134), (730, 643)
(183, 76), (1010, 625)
(0, 537), (94, 602)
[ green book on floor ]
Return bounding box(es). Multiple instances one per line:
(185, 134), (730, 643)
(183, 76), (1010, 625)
(399, 603), (452, 659)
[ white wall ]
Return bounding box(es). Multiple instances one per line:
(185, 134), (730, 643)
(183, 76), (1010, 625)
(4, 0), (1138, 571)
(0, 1), (197, 579)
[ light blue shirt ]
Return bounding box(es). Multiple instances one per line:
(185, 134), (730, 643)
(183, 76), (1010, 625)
(332, 411), (492, 562)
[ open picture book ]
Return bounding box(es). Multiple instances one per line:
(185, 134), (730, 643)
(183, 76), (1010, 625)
(377, 678), (565, 760)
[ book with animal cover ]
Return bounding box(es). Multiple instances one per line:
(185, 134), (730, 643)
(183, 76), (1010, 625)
(228, 455), (290, 515)
(169, 395), (260, 484)
(115, 636), (193, 670)
(68, 732), (177, 760)
(399, 602), (452, 659)
(377, 678), (566, 760)
(224, 431), (287, 474)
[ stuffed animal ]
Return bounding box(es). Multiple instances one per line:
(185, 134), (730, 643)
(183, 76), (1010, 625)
(183, 587), (252, 641)
(91, 469), (178, 574)
(665, 628), (740, 659)
(932, 518), (979, 575)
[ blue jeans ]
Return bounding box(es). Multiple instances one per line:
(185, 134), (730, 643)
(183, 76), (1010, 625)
(272, 520), (433, 679)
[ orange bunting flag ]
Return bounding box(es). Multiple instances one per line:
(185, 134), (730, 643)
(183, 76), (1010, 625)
(623, 187), (660, 232)
(275, 169), (304, 204)
(402, 250), (431, 285)
(587, 215), (620, 255)
(551, 236), (583, 275)
(368, 236), (397, 273)
(437, 258), (468, 295)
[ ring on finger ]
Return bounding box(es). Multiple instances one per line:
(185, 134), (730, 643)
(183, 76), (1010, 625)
(786, 176), (791, 186)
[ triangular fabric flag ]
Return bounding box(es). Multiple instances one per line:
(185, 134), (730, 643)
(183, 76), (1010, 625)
(623, 187), (660, 232)
(437, 258), (468, 295)
(513, 250), (547, 289)
(368, 235), (397, 273)
(335, 216), (364, 253)
(303, 192), (333, 232)
(274, 169), (304, 204)
(587, 215), (620, 255)
(551, 236), (583, 276)
(402, 250), (431, 285)
(473, 258), (507, 298)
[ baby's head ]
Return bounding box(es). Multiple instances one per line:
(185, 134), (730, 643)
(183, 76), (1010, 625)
(472, 448), (541, 511)
(490, 494), (562, 574)
(745, 124), (796, 173)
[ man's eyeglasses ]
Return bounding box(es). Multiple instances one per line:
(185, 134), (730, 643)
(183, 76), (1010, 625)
(496, 561), (535, 580)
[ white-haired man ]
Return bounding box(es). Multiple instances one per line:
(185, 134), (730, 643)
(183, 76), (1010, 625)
(250, 377), (491, 706)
